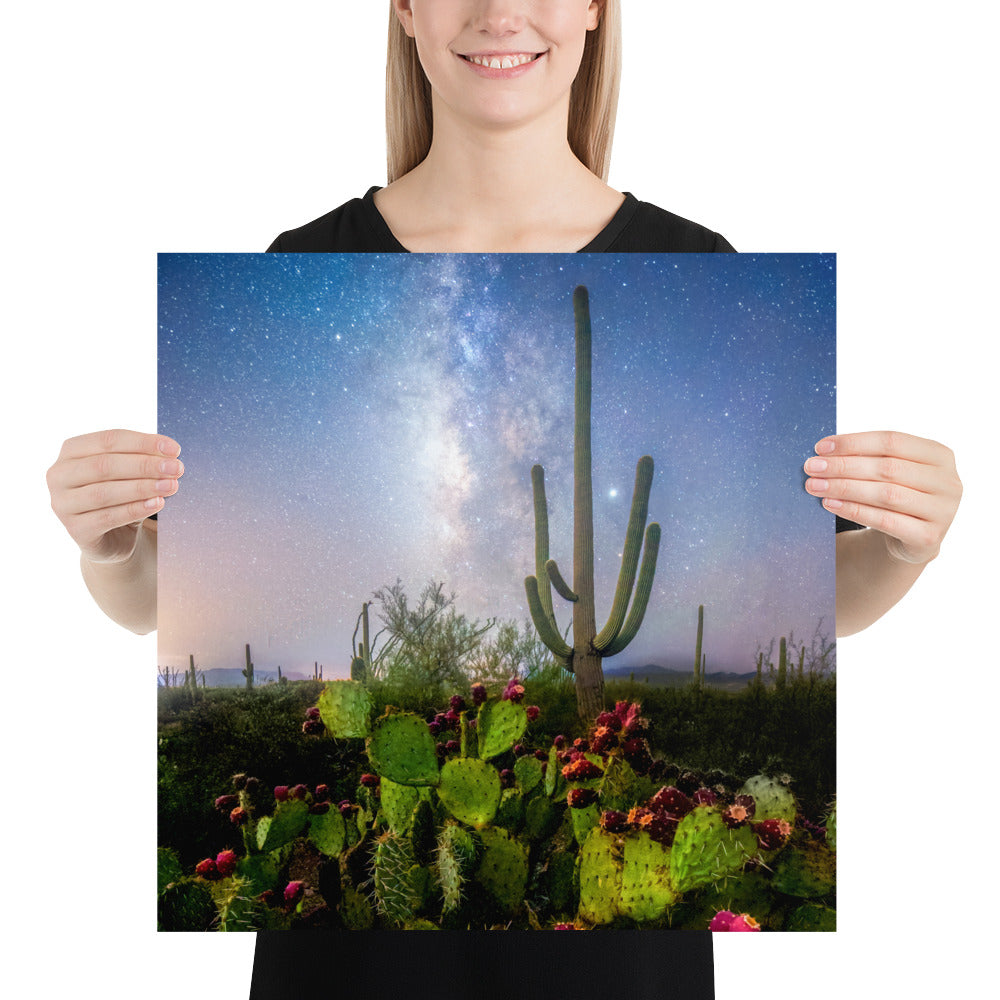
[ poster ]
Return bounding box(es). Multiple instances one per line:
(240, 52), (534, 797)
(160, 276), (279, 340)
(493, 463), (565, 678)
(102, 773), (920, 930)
(157, 252), (836, 932)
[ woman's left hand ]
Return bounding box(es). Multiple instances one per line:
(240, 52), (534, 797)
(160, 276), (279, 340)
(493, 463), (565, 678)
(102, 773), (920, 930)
(803, 430), (962, 564)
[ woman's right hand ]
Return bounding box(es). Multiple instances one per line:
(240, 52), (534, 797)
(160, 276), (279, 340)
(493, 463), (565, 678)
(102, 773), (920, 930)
(46, 429), (183, 564)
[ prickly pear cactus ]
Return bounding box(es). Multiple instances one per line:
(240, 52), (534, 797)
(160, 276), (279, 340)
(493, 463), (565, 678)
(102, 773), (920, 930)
(786, 902), (836, 931)
(371, 832), (420, 925)
(476, 698), (527, 760)
(366, 711), (440, 786)
(474, 826), (529, 914)
(577, 827), (623, 924)
(379, 776), (422, 835)
(317, 679), (373, 738)
(437, 757), (502, 827)
(669, 806), (757, 893)
(158, 880), (216, 931)
(739, 774), (797, 823)
(435, 822), (478, 915)
(771, 840), (836, 899)
(308, 806), (347, 857)
(620, 831), (679, 920)
(256, 799), (310, 852)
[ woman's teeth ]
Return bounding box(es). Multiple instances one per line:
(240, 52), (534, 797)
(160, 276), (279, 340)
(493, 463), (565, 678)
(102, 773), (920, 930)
(464, 53), (539, 69)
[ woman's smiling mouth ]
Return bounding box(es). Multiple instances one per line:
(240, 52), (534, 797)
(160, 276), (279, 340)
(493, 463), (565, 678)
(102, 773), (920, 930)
(457, 51), (546, 76)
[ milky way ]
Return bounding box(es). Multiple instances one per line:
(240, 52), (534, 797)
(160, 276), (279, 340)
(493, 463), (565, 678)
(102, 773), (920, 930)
(158, 253), (835, 676)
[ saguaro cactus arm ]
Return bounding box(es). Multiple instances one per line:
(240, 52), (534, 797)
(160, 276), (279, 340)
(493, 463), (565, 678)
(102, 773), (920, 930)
(594, 455), (655, 651)
(600, 522), (661, 657)
(524, 575), (574, 662)
(545, 559), (578, 602)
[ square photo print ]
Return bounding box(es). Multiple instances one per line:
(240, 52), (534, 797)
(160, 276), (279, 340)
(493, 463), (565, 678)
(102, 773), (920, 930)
(157, 252), (837, 933)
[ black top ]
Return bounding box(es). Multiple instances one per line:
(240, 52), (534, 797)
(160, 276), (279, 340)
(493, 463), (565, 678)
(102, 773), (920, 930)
(266, 187), (735, 253)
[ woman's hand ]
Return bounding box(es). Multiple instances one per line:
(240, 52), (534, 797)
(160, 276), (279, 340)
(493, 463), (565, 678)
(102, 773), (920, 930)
(47, 429), (183, 564)
(803, 430), (962, 564)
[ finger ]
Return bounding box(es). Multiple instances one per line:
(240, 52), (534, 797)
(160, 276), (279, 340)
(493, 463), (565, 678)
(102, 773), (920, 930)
(56, 476), (181, 519)
(814, 430), (954, 467)
(66, 496), (167, 553)
(57, 429), (181, 463)
(804, 474), (942, 521)
(816, 498), (944, 556)
(52, 452), (184, 491)
(803, 454), (941, 494)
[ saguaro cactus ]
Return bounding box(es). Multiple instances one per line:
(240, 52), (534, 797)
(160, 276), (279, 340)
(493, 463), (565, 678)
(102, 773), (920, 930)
(525, 286), (661, 721)
(242, 643), (255, 690)
(694, 605), (704, 688)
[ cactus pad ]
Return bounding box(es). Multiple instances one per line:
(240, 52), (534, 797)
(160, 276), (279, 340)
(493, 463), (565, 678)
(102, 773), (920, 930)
(474, 826), (529, 914)
(771, 841), (836, 899)
(513, 754), (544, 795)
(157, 847), (183, 895)
(158, 881), (216, 931)
(786, 902), (836, 931)
(739, 774), (797, 823)
(437, 757), (502, 828)
(577, 827), (623, 925)
(620, 831), (679, 921)
(308, 805), (347, 857)
(476, 698), (527, 760)
(379, 776), (422, 835)
(372, 833), (419, 925)
(366, 712), (440, 786)
(669, 806), (757, 893)
(317, 679), (374, 738)
(256, 799), (310, 852)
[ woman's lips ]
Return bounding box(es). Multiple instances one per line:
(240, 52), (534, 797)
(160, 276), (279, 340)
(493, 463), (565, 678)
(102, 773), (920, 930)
(457, 51), (545, 78)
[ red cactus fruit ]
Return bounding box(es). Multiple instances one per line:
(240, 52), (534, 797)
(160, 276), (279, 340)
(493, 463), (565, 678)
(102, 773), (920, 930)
(214, 794), (239, 812)
(284, 881), (305, 906)
(722, 803), (751, 828)
(561, 758), (603, 781)
(449, 694), (466, 712)
(646, 809), (679, 846)
(229, 806), (248, 825)
(693, 787), (717, 806)
(338, 799), (354, 815)
(567, 787), (599, 808)
(230, 773), (248, 790)
(649, 786), (693, 817)
(359, 773), (379, 788)
(428, 721), (441, 736)
(532, 748), (547, 761)
(512, 743), (528, 757)
(553, 734), (566, 749)
(309, 802), (330, 815)
(754, 818), (791, 851)
(734, 794), (756, 819)
(305, 706), (321, 721)
(444, 739), (460, 752)
(443, 708), (461, 726)
(244, 776), (260, 793)
(195, 857), (219, 880)
(729, 913), (761, 932)
(589, 725), (617, 754)
(595, 710), (623, 733)
(526, 705), (540, 722)
(258, 889), (279, 907)
(274, 785), (290, 801)
(600, 810), (630, 833)
(314, 784), (330, 802)
(502, 679), (525, 703)
(572, 737), (590, 751)
(626, 805), (653, 828)
(291, 784), (309, 800)
(302, 718), (325, 735)
(215, 850), (238, 877)
(709, 910), (736, 931)
(622, 737), (654, 774)
(471, 683), (488, 706)
(553, 923), (579, 929)
(499, 768), (515, 788)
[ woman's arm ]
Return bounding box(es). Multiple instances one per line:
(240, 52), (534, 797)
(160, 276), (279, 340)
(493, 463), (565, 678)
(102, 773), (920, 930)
(804, 431), (962, 636)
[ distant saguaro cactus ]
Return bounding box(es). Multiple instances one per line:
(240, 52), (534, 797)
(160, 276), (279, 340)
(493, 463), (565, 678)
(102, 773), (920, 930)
(525, 286), (661, 721)
(694, 605), (704, 688)
(242, 643), (255, 690)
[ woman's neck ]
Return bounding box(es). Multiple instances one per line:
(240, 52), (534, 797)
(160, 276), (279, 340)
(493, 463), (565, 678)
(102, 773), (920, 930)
(374, 103), (624, 252)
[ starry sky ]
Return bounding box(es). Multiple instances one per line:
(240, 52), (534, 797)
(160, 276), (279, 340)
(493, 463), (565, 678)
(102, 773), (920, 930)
(157, 253), (835, 678)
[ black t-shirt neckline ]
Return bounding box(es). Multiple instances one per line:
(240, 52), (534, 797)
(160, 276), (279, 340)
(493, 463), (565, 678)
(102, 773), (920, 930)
(359, 185), (640, 253)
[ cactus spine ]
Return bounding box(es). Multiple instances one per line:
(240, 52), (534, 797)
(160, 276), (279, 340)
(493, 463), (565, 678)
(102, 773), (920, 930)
(525, 286), (661, 721)
(242, 643), (254, 689)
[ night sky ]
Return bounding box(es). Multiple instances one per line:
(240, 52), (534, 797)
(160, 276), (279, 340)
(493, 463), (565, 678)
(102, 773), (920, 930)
(157, 253), (835, 678)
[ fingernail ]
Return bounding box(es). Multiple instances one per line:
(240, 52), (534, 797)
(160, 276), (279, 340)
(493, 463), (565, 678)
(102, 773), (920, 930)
(804, 458), (827, 473)
(823, 498), (844, 510)
(806, 478), (829, 492)
(815, 439), (836, 455)
(155, 479), (175, 493)
(159, 459), (181, 475)
(144, 496), (164, 510)
(158, 440), (181, 457)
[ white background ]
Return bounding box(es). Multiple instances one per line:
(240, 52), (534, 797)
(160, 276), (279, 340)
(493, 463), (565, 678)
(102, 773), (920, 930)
(4, 2), (994, 997)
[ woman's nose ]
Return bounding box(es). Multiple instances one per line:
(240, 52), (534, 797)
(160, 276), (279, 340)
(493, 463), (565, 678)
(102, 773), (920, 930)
(471, 0), (527, 36)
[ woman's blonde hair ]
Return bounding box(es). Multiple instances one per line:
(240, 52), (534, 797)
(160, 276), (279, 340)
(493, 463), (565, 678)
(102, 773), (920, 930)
(385, 1), (621, 183)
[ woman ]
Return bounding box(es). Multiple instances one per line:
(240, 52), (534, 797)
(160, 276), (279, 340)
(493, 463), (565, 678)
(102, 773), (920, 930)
(46, 3), (961, 996)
